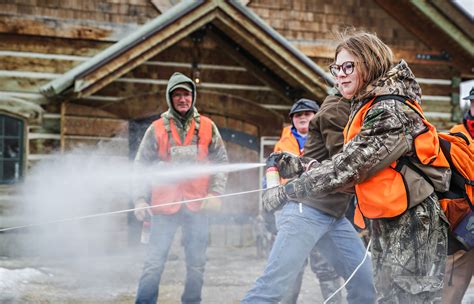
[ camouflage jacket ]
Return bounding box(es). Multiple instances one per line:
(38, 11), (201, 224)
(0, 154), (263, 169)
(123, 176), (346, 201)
(286, 60), (450, 204)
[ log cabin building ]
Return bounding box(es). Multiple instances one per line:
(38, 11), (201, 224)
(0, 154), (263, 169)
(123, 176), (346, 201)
(0, 0), (472, 249)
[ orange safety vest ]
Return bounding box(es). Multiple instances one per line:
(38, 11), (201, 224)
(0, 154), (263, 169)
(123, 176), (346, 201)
(274, 126), (302, 156)
(450, 124), (472, 143)
(437, 125), (474, 231)
(274, 126), (303, 184)
(150, 116), (213, 214)
(344, 95), (449, 228)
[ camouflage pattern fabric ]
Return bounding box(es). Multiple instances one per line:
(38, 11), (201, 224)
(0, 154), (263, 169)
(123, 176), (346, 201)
(281, 61), (450, 301)
(371, 194), (448, 303)
(270, 151), (306, 179)
(285, 60), (433, 202)
(262, 184), (288, 212)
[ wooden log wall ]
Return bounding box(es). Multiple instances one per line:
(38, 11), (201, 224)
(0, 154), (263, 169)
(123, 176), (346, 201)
(0, 0), (465, 192)
(249, 0), (461, 130)
(61, 103), (129, 156)
(94, 37), (291, 110)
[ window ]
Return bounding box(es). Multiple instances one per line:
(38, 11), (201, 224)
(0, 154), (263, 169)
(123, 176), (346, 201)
(0, 115), (24, 184)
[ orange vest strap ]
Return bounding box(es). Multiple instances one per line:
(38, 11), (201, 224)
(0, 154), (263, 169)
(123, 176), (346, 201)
(169, 118), (196, 146)
(152, 119), (169, 160)
(153, 115), (213, 160)
(345, 95), (449, 225)
(197, 116), (213, 141)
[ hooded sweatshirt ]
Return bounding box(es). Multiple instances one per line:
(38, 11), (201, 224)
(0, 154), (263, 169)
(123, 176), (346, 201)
(134, 72), (228, 202)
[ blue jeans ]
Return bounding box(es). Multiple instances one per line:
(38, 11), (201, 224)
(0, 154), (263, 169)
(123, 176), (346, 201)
(242, 202), (376, 304)
(135, 207), (209, 304)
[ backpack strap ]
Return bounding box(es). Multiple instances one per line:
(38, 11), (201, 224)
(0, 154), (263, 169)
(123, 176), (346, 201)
(373, 94), (408, 104)
(373, 94), (424, 118)
(395, 156), (435, 188)
(450, 132), (470, 146)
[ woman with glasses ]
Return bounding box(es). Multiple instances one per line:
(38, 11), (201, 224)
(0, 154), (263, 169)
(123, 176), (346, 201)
(242, 96), (376, 302)
(259, 31), (449, 303)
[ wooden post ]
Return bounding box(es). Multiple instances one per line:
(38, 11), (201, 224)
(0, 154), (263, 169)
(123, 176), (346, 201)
(60, 101), (66, 153)
(451, 77), (461, 122)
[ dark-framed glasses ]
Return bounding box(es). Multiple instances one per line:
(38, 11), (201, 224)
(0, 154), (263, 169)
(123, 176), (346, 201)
(171, 91), (192, 99)
(329, 61), (356, 77)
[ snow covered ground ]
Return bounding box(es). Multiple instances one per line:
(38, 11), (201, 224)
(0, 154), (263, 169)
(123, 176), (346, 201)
(1, 245), (473, 304)
(0, 245), (324, 304)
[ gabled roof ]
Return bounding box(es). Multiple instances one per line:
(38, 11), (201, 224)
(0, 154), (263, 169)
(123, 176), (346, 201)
(40, 0), (333, 102)
(376, 0), (473, 75)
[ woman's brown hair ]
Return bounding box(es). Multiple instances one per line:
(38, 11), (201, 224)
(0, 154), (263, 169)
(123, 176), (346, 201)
(334, 30), (393, 100)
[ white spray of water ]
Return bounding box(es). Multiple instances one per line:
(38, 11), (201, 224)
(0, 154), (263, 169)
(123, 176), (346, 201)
(6, 145), (263, 257)
(0, 142), (266, 302)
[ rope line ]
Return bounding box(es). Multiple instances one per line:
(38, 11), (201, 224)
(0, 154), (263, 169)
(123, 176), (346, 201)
(0, 188), (265, 233)
(323, 239), (372, 304)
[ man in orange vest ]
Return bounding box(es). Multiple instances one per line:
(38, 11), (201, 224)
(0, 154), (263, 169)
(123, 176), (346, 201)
(133, 72), (228, 304)
(442, 86), (474, 304)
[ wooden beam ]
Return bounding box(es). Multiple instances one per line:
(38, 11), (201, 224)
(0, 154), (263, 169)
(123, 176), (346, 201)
(0, 95), (43, 124)
(150, 0), (174, 13)
(211, 7), (328, 100)
(0, 14), (139, 41)
(75, 5), (218, 98)
(63, 103), (123, 119)
(0, 34), (111, 56)
(207, 29), (292, 103)
(375, 0), (473, 73)
(430, 0), (474, 41)
(92, 80), (286, 109)
(62, 116), (128, 137)
(296, 39), (461, 67)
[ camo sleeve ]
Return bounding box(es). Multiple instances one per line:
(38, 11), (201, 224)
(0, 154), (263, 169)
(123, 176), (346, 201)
(288, 99), (413, 199)
(207, 121), (229, 195)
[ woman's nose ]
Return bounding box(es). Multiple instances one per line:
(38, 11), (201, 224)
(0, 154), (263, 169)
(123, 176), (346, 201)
(336, 68), (346, 77)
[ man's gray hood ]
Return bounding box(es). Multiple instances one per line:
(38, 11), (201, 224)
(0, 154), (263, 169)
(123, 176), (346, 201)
(165, 72), (197, 120)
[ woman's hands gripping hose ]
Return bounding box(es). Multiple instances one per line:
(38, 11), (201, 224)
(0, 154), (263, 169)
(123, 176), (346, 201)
(262, 185), (288, 212)
(262, 179), (311, 212)
(263, 153), (319, 212)
(266, 152), (318, 179)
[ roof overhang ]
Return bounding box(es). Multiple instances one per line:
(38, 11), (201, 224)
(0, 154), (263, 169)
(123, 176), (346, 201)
(40, 0), (333, 102)
(376, 0), (474, 75)
(0, 95), (43, 124)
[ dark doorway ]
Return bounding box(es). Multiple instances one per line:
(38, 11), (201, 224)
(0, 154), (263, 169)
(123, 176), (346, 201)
(127, 114), (161, 246)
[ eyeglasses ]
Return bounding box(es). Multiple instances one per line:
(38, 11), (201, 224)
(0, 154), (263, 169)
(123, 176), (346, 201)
(171, 91), (192, 99)
(329, 61), (356, 77)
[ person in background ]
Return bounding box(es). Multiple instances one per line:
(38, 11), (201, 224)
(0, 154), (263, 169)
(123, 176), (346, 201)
(442, 86), (474, 304)
(261, 30), (450, 303)
(133, 72), (228, 304)
(242, 93), (375, 304)
(272, 98), (343, 304)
